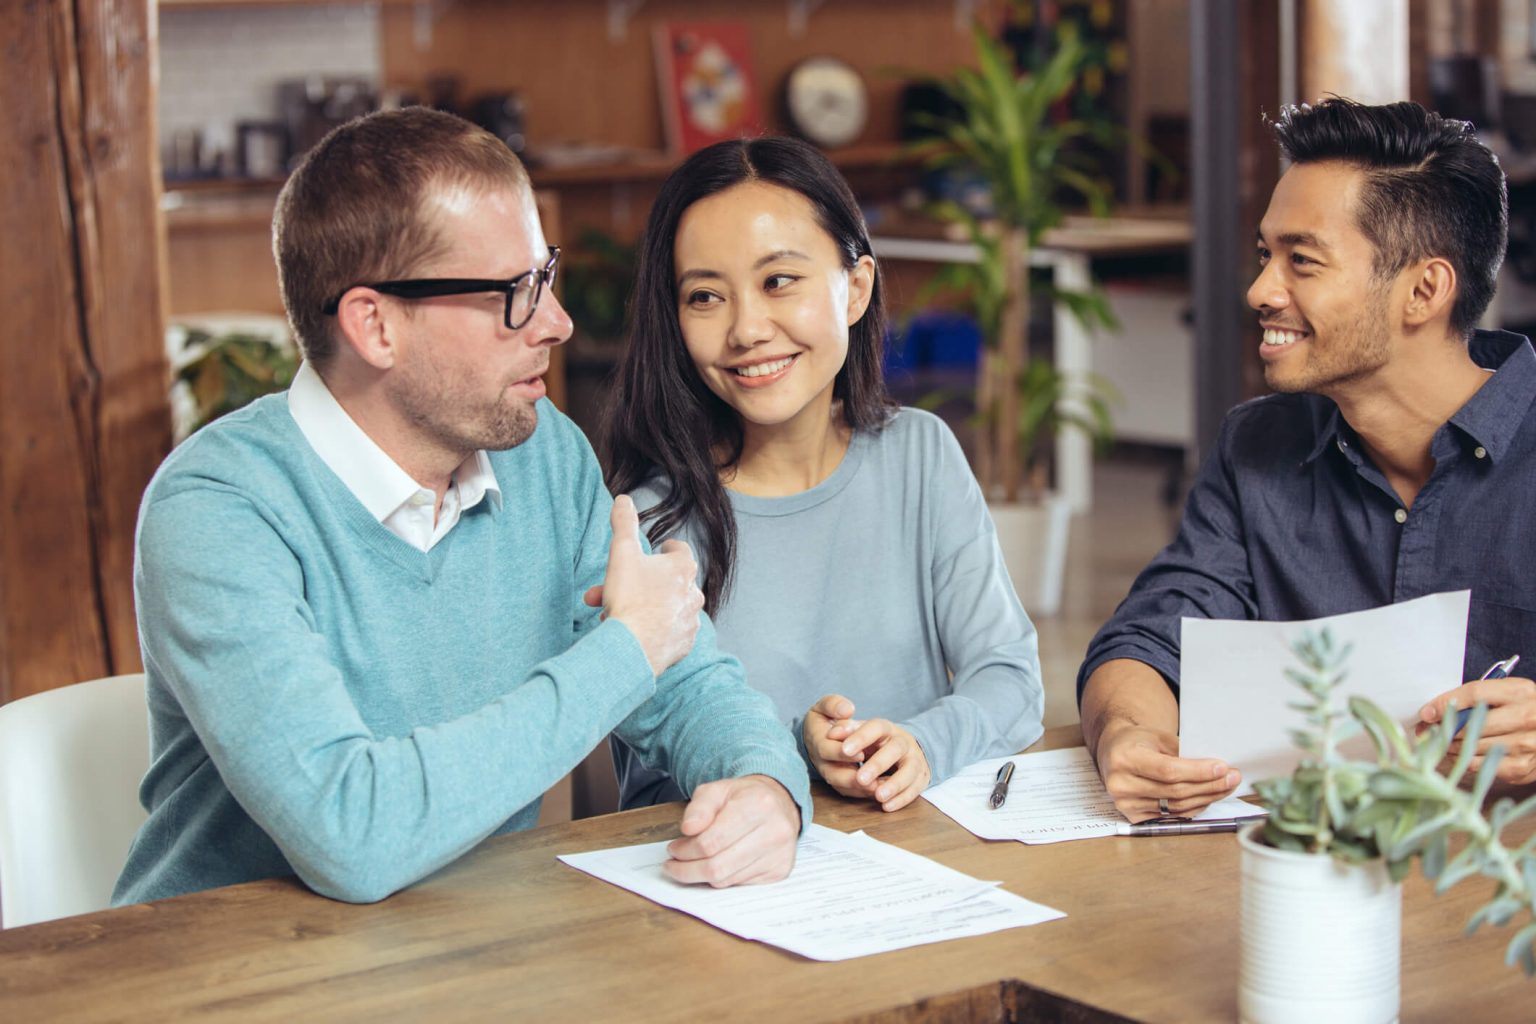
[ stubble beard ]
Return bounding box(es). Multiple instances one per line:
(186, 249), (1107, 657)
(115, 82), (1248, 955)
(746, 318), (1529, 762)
(390, 361), (539, 456)
(1263, 284), (1393, 396)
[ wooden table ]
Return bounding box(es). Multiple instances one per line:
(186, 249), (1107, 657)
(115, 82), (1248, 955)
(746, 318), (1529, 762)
(2, 727), (1530, 1022)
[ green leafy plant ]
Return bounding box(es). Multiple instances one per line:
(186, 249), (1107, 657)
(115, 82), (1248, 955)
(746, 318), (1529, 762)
(177, 328), (298, 433)
(1257, 629), (1536, 974)
(907, 18), (1120, 501)
(560, 228), (638, 343)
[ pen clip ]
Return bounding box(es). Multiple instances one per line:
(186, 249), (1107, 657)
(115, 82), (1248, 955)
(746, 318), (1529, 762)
(1143, 815), (1194, 824)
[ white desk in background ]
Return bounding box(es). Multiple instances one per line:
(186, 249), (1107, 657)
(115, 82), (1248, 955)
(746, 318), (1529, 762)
(872, 213), (1193, 514)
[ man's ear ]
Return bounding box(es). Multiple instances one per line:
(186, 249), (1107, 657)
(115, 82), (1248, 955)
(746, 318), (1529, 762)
(1401, 257), (1457, 329)
(846, 254), (876, 326)
(334, 288), (398, 370)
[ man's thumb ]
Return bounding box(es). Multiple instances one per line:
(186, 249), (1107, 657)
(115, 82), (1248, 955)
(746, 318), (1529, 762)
(608, 494), (644, 563)
(680, 778), (730, 835)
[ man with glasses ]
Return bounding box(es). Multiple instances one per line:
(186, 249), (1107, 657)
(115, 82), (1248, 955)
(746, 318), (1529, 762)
(115, 108), (810, 907)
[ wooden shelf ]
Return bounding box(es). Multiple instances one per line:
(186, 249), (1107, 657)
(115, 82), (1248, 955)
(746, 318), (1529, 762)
(164, 175), (285, 191)
(159, 0), (416, 8)
(161, 139), (914, 195)
(527, 140), (910, 186)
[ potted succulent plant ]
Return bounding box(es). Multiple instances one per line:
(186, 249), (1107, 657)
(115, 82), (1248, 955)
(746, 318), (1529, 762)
(1243, 629), (1536, 1023)
(908, 19), (1119, 614)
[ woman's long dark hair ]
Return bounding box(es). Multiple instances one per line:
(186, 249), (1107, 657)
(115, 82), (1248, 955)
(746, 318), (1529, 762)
(601, 136), (892, 615)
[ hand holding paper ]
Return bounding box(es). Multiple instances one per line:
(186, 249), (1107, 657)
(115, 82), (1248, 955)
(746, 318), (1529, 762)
(1178, 590), (1470, 795)
(923, 748), (1264, 844)
(1083, 659), (1240, 821)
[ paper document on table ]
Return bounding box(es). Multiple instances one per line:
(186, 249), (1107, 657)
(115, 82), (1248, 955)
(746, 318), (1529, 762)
(558, 823), (1063, 961)
(1179, 589), (1469, 796)
(922, 747), (1264, 843)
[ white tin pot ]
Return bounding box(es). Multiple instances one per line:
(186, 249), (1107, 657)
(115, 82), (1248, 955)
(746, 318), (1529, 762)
(1238, 822), (1401, 1024)
(987, 492), (1072, 617)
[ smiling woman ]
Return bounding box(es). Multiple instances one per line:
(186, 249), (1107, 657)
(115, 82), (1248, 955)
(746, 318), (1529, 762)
(602, 136), (1045, 815)
(671, 179), (872, 467)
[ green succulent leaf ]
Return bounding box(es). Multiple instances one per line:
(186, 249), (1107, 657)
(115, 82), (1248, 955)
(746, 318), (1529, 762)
(1506, 922), (1536, 976)
(1389, 811), (1459, 863)
(1385, 854), (1414, 883)
(1368, 771), (1446, 803)
(1435, 847), (1486, 895)
(1421, 832), (1450, 879)
(1471, 746), (1508, 806)
(1470, 896), (1525, 933)
(1500, 793), (1536, 829)
(1446, 701), (1487, 787)
(1258, 626), (1536, 975)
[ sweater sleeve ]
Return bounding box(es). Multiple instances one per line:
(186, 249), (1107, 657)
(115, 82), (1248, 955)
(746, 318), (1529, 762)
(898, 418), (1045, 786)
(135, 482), (658, 905)
(1075, 413), (1258, 704)
(591, 479), (813, 831)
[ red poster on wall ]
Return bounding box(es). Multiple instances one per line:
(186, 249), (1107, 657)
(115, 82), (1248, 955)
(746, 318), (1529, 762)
(654, 22), (763, 156)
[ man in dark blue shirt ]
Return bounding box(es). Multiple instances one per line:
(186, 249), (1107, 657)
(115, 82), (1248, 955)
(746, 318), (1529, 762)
(1078, 97), (1536, 821)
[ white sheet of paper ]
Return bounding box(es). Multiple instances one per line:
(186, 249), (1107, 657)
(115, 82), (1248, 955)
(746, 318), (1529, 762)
(558, 823), (1063, 961)
(1178, 589), (1470, 796)
(922, 747), (1264, 844)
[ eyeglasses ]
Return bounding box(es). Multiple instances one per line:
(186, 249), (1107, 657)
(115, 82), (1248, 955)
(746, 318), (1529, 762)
(322, 247), (561, 330)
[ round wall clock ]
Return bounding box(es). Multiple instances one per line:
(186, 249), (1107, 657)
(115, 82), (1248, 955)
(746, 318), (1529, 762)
(783, 57), (869, 149)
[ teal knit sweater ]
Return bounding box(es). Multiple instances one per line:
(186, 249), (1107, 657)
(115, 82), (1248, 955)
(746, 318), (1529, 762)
(114, 394), (810, 906)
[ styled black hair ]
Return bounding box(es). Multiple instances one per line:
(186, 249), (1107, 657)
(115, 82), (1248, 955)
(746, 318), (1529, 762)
(1269, 97), (1507, 337)
(601, 135), (892, 615)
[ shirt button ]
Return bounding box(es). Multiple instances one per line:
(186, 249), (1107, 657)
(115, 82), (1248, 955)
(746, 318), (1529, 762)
(1394, 508), (1407, 524)
(1474, 446), (1487, 459)
(409, 492), (432, 507)
(1336, 438), (1348, 451)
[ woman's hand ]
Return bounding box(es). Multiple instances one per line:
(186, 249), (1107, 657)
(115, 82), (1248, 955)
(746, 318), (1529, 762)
(803, 694), (931, 812)
(803, 694), (866, 798)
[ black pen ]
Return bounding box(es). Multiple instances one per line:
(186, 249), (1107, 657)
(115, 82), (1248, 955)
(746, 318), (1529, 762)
(1115, 818), (1247, 836)
(988, 760), (1015, 810)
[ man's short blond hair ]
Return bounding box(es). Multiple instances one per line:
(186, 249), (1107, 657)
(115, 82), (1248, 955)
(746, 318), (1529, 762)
(273, 107), (530, 368)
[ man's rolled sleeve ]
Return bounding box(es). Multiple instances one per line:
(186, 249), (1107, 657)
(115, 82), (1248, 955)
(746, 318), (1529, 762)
(1077, 415), (1261, 705)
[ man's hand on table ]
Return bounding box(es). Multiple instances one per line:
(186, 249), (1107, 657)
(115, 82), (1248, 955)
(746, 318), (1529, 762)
(663, 775), (800, 887)
(1095, 719), (1241, 822)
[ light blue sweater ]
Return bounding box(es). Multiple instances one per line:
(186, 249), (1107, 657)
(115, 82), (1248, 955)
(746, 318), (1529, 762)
(613, 408), (1044, 807)
(114, 394), (810, 906)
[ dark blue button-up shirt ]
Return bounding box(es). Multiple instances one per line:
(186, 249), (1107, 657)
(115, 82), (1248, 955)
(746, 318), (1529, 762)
(1079, 329), (1536, 700)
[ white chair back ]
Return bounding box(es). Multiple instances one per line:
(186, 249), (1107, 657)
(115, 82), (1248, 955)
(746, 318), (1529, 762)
(0, 673), (150, 928)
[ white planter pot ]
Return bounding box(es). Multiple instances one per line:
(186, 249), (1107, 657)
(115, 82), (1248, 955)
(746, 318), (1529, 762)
(987, 492), (1072, 617)
(1238, 823), (1401, 1024)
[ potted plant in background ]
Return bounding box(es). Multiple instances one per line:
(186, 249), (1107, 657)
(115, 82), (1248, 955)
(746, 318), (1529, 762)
(558, 228), (639, 437)
(1244, 630), (1536, 1023)
(908, 19), (1119, 615)
(172, 324), (298, 441)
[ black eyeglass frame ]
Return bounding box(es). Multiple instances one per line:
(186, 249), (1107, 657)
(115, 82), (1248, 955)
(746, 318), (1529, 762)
(321, 246), (561, 331)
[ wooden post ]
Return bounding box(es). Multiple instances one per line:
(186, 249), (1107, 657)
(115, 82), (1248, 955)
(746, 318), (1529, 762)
(1300, 0), (1411, 104)
(0, 0), (171, 704)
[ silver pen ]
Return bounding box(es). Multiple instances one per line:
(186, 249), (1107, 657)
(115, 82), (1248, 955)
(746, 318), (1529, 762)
(988, 760), (1015, 810)
(1115, 817), (1249, 837)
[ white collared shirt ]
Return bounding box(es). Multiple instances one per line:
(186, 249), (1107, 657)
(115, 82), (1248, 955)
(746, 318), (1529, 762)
(287, 361), (501, 551)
